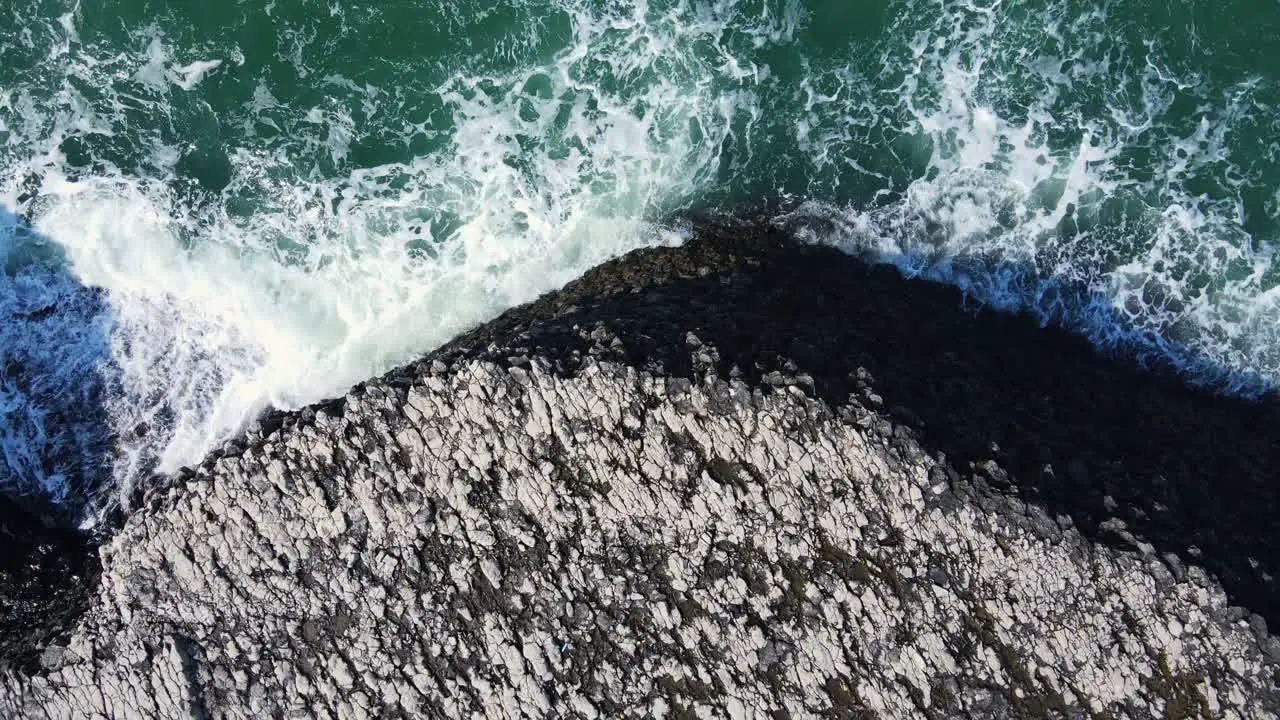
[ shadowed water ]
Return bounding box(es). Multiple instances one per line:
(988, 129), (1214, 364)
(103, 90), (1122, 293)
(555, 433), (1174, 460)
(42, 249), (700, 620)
(0, 204), (116, 518)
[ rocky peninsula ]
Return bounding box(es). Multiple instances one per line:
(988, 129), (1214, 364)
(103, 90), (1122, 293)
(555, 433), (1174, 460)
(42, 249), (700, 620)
(1, 220), (1279, 718)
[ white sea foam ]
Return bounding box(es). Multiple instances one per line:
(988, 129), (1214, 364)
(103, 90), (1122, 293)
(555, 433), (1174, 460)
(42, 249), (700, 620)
(1, 0), (763, 522)
(0, 0), (1276, 521)
(778, 0), (1278, 394)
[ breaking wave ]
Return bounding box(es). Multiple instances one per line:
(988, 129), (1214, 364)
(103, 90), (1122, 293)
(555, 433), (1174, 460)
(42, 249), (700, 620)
(1, 0), (1276, 522)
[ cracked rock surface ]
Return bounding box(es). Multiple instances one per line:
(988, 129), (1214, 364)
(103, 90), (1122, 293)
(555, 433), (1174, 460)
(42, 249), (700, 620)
(3, 223), (1279, 718)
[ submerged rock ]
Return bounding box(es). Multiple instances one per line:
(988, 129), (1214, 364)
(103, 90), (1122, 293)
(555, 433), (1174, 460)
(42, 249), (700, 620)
(2, 222), (1279, 718)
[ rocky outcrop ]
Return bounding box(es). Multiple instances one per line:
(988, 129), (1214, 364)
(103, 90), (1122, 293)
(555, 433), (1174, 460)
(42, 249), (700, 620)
(2, 221), (1279, 718)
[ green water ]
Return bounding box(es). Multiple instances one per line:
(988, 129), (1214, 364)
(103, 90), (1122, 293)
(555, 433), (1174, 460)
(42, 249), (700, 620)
(1, 0), (1278, 510)
(15, 1), (1279, 221)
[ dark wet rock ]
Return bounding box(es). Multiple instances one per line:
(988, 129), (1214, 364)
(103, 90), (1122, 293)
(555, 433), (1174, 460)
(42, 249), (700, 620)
(2, 221), (1279, 717)
(0, 493), (98, 674)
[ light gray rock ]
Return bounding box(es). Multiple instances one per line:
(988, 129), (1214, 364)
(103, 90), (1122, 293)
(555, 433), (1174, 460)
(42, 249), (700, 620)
(3, 231), (1278, 719)
(0, 352), (1276, 718)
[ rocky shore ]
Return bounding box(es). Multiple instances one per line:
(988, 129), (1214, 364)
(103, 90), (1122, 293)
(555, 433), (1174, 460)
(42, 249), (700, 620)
(2, 220), (1279, 718)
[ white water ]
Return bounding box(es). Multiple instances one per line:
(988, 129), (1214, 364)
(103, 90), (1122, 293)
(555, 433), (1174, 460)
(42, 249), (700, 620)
(0, 0), (1276, 521)
(779, 0), (1279, 394)
(1, 0), (762, 521)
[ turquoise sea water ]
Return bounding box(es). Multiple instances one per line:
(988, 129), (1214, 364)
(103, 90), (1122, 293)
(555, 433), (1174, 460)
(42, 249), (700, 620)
(1, 0), (1278, 518)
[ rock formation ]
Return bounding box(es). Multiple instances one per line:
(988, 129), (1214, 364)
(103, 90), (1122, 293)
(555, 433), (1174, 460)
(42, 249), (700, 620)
(2, 220), (1278, 718)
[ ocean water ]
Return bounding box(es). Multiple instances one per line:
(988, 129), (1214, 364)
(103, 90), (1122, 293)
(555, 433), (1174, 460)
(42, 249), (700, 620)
(1, 0), (1277, 522)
